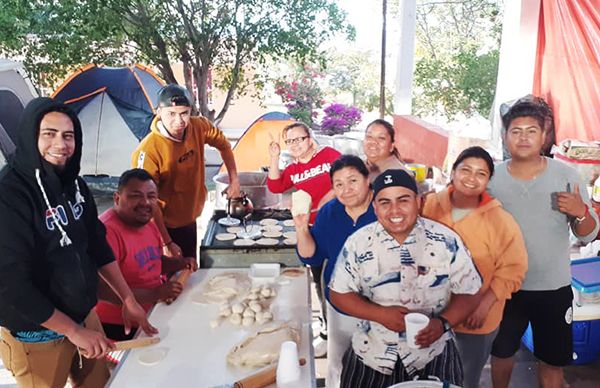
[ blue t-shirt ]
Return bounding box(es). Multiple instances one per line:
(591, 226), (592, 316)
(297, 197), (376, 302)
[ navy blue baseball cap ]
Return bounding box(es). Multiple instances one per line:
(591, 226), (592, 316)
(157, 84), (192, 108)
(372, 169), (418, 198)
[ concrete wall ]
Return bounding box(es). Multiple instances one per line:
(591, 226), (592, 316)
(393, 114), (449, 168)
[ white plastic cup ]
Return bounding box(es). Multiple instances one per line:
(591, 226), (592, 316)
(276, 341), (301, 386)
(405, 313), (430, 349)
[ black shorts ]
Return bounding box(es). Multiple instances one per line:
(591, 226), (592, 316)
(491, 285), (573, 366)
(167, 221), (197, 258)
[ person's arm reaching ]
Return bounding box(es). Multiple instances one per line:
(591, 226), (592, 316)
(220, 146), (240, 199)
(98, 262), (158, 336)
(42, 309), (114, 359)
(152, 202), (182, 258)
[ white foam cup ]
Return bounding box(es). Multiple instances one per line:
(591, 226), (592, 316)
(276, 341), (301, 385)
(405, 313), (430, 349)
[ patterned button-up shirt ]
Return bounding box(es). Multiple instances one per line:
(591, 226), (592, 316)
(329, 217), (482, 375)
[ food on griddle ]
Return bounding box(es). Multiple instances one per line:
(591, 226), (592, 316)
(215, 233), (236, 241)
(262, 230), (282, 238)
(255, 238), (278, 246)
(227, 226), (244, 234)
(259, 218), (279, 226)
(282, 231), (297, 239)
(233, 238), (256, 246)
(283, 238), (297, 246)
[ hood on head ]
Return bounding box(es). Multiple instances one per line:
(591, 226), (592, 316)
(11, 97), (82, 183)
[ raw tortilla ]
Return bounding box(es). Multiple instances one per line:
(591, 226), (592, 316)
(192, 272), (251, 304)
(282, 219), (295, 227)
(262, 224), (283, 232)
(227, 226), (244, 234)
(233, 239), (255, 246)
(215, 233), (236, 241)
(282, 231), (296, 239)
(291, 190), (312, 216)
(256, 238), (279, 246)
(138, 347), (168, 366)
(259, 218), (279, 226)
(283, 238), (297, 246)
(262, 230), (282, 238)
(227, 322), (300, 368)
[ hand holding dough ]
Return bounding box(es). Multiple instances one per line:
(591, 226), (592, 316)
(291, 190), (312, 216)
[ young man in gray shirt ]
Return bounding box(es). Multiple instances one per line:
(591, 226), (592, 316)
(488, 100), (599, 388)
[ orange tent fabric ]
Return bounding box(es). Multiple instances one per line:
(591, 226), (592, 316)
(220, 112), (296, 173)
(533, 0), (600, 143)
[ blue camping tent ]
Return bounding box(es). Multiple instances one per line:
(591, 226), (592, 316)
(52, 64), (164, 176)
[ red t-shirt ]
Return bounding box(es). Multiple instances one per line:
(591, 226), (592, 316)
(267, 146), (341, 224)
(95, 209), (163, 325)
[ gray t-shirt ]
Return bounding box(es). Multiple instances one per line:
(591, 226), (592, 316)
(488, 157), (599, 290)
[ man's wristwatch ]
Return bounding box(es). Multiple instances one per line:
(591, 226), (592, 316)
(437, 315), (452, 333)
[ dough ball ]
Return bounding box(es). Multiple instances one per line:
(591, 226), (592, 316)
(260, 288), (271, 298)
(230, 313), (242, 325)
(219, 307), (232, 317)
(250, 303), (262, 313)
(291, 190), (312, 216)
(210, 319), (221, 328)
(232, 303), (245, 314)
(242, 316), (255, 326)
(247, 293), (259, 301)
(242, 308), (255, 317)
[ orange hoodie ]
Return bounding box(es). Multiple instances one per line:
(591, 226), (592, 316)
(422, 187), (528, 334)
(132, 116), (231, 228)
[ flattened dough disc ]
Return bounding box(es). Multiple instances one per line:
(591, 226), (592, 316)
(138, 347), (168, 366)
(256, 238), (278, 246)
(215, 233), (236, 241)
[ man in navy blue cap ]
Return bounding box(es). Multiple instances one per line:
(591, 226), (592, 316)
(329, 169), (482, 387)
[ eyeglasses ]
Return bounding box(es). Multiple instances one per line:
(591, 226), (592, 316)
(284, 136), (308, 145)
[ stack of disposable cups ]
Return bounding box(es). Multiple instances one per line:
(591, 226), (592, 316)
(276, 341), (301, 387)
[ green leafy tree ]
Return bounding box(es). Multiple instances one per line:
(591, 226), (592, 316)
(412, 0), (502, 119)
(326, 51), (394, 115)
(0, 0), (353, 124)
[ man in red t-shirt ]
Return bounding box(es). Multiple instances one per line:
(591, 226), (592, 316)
(95, 169), (197, 340)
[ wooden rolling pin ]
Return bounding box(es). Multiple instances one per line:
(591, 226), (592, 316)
(234, 358), (306, 388)
(113, 336), (160, 351)
(165, 268), (193, 304)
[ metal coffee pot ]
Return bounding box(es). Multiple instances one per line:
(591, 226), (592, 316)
(226, 192), (254, 220)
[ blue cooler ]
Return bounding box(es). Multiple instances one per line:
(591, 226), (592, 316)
(522, 256), (600, 365)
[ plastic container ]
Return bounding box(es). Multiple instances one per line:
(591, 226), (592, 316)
(522, 319), (600, 365)
(572, 257), (600, 306)
(522, 257), (600, 364)
(249, 263), (280, 284)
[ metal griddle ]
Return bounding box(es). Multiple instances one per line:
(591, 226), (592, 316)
(200, 209), (300, 268)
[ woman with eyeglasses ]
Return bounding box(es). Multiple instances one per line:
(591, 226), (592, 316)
(267, 122), (341, 358)
(363, 119), (410, 182)
(267, 122), (341, 224)
(421, 146), (528, 388)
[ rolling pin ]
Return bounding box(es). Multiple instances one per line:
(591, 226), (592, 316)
(234, 358), (306, 388)
(113, 336), (160, 351)
(165, 268), (192, 304)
